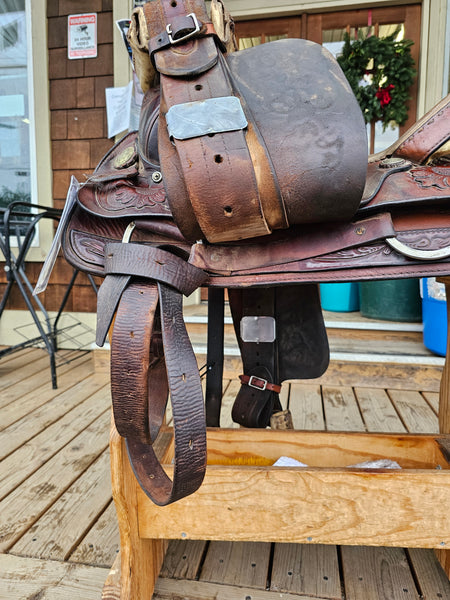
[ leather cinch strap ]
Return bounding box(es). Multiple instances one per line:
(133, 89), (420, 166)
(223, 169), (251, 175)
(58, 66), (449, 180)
(100, 242), (208, 505)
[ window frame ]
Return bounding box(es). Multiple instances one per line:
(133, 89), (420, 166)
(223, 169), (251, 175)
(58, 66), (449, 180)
(13, 0), (53, 260)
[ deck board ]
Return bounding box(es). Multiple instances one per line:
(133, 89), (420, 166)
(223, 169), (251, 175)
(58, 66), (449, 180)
(199, 541), (272, 588)
(1, 346), (450, 599)
(69, 501), (120, 568)
(0, 384), (110, 498)
(270, 543), (341, 598)
(0, 407), (110, 553)
(0, 373), (109, 460)
(0, 553), (109, 600)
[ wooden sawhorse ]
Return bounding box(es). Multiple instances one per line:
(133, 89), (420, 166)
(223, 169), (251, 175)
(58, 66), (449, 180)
(102, 278), (450, 599)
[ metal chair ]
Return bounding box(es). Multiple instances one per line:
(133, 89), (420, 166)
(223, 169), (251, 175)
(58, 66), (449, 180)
(0, 201), (97, 388)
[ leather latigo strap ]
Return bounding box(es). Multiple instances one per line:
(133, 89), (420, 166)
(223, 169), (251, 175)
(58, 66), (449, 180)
(101, 240), (208, 505)
(144, 0), (284, 243)
(112, 281), (207, 505)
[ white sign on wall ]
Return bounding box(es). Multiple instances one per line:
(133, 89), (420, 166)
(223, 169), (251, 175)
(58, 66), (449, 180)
(68, 13), (97, 60)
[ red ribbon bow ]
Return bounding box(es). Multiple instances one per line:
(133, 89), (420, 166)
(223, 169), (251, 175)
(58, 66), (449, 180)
(376, 84), (395, 107)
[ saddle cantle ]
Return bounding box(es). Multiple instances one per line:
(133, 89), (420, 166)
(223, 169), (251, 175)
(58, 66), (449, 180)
(54, 0), (450, 505)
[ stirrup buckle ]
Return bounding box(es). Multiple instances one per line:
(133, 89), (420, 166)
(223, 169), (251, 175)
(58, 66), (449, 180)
(248, 375), (268, 391)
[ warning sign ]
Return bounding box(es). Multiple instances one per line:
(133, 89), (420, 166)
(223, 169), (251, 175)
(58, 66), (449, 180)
(68, 13), (97, 60)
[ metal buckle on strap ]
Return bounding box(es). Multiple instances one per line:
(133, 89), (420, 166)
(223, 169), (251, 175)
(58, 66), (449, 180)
(248, 375), (268, 391)
(122, 222), (136, 243)
(166, 13), (201, 45)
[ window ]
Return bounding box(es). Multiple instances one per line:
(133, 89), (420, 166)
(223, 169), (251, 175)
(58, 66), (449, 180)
(0, 0), (52, 259)
(0, 0), (31, 210)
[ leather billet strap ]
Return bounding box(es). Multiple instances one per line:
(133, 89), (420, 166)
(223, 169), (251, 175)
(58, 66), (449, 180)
(144, 0), (286, 243)
(228, 284), (329, 428)
(101, 240), (208, 505)
(229, 287), (282, 428)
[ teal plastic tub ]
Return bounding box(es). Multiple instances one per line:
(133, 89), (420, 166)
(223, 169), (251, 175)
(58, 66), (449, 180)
(319, 282), (360, 312)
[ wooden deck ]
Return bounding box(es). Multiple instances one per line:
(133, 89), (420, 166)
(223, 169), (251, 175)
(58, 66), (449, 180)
(1, 344), (450, 599)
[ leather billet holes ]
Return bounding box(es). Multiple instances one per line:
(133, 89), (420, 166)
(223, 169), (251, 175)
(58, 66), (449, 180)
(214, 154), (223, 163)
(223, 206), (233, 217)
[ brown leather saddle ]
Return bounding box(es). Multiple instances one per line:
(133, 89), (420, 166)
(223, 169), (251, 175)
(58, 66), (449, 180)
(59, 0), (450, 505)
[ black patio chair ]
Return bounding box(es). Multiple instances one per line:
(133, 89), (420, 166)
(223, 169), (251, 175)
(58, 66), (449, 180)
(0, 201), (97, 388)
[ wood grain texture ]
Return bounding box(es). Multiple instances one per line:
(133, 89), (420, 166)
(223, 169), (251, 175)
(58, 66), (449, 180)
(0, 372), (108, 460)
(138, 466), (450, 547)
(0, 411), (110, 552)
(70, 501), (120, 568)
(199, 541), (271, 588)
(159, 539), (207, 579)
(0, 384), (110, 497)
(153, 577), (323, 599)
(109, 424), (168, 600)
(0, 355), (93, 426)
(313, 361), (442, 393)
(288, 382), (325, 430)
(341, 546), (419, 600)
(408, 548), (450, 598)
(12, 449), (112, 560)
(389, 390), (439, 433)
(355, 387), (407, 433)
(0, 553), (109, 600)
(322, 386), (366, 431)
(270, 543), (341, 598)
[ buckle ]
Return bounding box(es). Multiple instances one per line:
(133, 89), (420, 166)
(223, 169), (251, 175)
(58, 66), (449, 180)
(248, 375), (267, 391)
(122, 222), (136, 243)
(166, 13), (201, 45)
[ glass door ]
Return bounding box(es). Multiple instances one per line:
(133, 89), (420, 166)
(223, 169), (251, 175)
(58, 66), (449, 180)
(0, 0), (33, 213)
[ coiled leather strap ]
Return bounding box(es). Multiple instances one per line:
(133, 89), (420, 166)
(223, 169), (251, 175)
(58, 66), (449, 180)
(101, 242), (208, 505)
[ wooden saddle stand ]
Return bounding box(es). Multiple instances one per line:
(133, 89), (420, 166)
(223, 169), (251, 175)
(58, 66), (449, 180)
(52, 0), (450, 596)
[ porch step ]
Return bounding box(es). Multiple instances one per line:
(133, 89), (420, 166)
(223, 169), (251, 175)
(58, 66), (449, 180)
(184, 303), (444, 367)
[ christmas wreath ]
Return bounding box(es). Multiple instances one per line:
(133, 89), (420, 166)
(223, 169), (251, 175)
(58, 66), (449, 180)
(336, 30), (416, 129)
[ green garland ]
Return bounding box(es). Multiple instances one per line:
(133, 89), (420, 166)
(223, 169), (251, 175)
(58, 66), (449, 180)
(336, 30), (416, 130)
